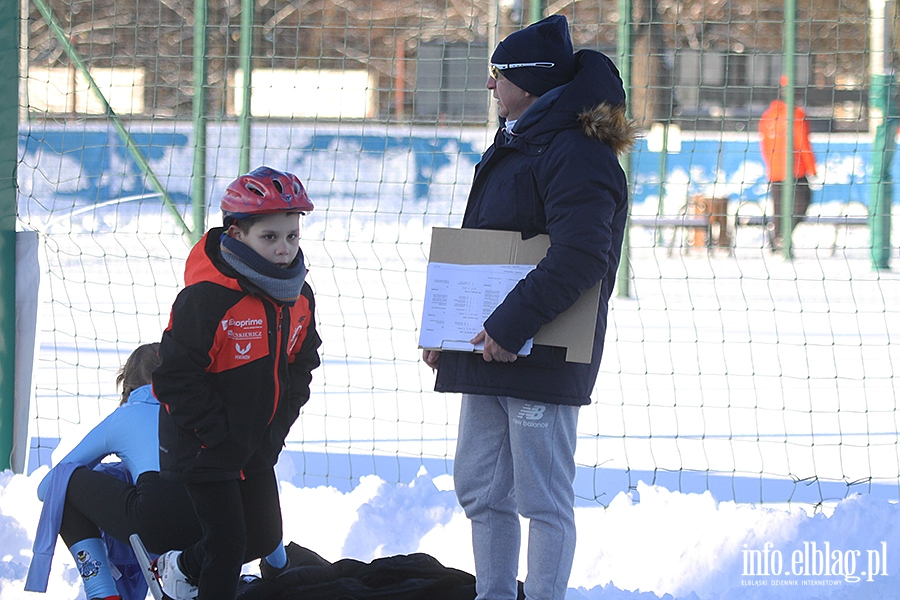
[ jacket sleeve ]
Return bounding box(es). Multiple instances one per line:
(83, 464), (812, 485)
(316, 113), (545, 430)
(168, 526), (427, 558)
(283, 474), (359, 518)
(36, 419), (111, 500)
(152, 284), (229, 449)
(484, 140), (624, 353)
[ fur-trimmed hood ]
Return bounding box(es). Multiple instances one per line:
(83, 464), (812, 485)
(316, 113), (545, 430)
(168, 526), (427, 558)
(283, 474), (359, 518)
(509, 49), (638, 156)
(578, 102), (637, 156)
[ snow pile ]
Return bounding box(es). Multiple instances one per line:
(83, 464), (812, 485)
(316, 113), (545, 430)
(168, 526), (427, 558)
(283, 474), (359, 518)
(1, 465), (897, 599)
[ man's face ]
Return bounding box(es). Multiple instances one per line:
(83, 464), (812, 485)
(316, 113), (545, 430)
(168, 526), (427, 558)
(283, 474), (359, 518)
(486, 72), (535, 121)
(229, 212), (301, 268)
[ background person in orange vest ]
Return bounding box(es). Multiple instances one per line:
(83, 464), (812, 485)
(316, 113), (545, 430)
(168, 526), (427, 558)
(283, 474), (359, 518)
(758, 78), (817, 250)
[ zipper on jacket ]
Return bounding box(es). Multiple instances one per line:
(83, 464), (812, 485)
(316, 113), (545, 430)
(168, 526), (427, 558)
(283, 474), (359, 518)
(268, 301), (284, 425)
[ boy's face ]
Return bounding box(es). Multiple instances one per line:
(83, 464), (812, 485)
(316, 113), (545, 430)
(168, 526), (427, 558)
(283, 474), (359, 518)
(229, 212), (301, 268)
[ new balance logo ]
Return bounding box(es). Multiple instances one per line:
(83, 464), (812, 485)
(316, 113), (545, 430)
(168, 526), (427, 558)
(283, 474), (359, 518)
(517, 404), (546, 421)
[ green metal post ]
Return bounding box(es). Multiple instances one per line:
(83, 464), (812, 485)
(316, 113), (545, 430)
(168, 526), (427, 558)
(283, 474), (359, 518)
(238, 0), (253, 174)
(192, 0), (209, 242)
(0, 0), (17, 471)
(869, 72), (896, 269)
(616, 0), (633, 299)
(656, 126), (668, 245)
(529, 0), (543, 23)
(781, 0), (796, 260)
(31, 0), (191, 238)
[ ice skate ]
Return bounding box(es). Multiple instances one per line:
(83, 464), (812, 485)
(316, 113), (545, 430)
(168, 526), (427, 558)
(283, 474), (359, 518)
(128, 534), (163, 600)
(154, 550), (199, 600)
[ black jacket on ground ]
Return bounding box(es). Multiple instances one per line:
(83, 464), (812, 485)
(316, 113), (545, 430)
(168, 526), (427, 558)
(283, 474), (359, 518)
(434, 50), (636, 406)
(236, 543), (490, 600)
(154, 228), (321, 482)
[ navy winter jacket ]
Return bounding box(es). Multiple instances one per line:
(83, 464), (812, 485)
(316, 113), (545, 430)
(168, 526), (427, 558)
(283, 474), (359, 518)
(434, 50), (636, 406)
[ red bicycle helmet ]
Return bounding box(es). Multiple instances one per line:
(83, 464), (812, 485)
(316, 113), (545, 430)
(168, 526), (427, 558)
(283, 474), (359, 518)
(221, 166), (313, 222)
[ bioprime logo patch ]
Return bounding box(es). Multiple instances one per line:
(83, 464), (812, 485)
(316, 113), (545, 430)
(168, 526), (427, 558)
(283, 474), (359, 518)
(221, 316), (264, 344)
(221, 317), (264, 330)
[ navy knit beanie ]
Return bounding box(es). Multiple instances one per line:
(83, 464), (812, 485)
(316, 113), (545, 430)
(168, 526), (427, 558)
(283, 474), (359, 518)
(490, 14), (576, 96)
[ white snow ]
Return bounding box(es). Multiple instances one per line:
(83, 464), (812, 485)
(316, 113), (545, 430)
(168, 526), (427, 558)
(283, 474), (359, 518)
(1, 462), (899, 599)
(9, 124), (900, 599)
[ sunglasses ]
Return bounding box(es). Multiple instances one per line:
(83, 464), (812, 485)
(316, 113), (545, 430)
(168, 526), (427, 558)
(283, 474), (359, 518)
(489, 62), (556, 80)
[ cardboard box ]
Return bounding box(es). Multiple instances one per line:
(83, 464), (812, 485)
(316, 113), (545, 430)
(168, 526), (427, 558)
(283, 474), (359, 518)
(424, 227), (600, 364)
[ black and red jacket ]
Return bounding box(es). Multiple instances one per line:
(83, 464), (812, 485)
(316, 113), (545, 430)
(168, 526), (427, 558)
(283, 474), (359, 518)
(153, 227), (321, 482)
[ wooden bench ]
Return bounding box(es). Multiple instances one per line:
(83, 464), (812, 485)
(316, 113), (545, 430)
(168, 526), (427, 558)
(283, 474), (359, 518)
(734, 206), (869, 254)
(630, 195), (731, 255)
(629, 215), (710, 228)
(630, 202), (870, 255)
(735, 214), (868, 227)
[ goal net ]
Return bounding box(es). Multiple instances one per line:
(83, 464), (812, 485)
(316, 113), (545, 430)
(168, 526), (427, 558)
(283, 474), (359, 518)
(17, 0), (899, 507)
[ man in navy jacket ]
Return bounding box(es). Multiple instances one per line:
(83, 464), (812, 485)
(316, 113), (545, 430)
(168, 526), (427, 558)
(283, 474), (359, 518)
(423, 14), (636, 600)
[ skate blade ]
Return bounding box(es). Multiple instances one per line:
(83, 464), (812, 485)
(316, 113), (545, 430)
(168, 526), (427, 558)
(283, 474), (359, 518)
(129, 533), (164, 600)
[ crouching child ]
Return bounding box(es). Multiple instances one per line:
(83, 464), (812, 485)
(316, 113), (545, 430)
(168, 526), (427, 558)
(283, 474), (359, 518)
(152, 166), (322, 600)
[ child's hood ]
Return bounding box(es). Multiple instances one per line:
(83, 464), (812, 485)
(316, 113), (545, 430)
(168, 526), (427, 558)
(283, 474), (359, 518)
(183, 228), (243, 291)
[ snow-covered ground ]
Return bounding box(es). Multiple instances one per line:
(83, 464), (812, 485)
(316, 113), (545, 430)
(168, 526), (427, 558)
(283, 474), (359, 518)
(2, 462), (899, 599)
(8, 124), (900, 598)
(6, 201), (897, 599)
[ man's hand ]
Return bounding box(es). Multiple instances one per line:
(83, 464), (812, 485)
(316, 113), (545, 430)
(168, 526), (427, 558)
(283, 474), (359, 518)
(471, 330), (518, 363)
(422, 349), (441, 371)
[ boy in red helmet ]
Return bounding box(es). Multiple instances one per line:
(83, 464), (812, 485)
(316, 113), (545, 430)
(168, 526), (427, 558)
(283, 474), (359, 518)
(152, 166), (322, 600)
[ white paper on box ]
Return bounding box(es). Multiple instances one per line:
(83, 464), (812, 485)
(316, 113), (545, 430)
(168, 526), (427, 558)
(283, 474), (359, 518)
(418, 262), (535, 355)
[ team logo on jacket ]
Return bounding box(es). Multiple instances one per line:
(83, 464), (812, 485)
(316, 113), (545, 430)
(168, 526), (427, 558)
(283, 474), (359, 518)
(235, 342), (252, 359)
(513, 403), (549, 428)
(287, 314), (308, 353)
(221, 317), (264, 341)
(209, 299), (270, 372)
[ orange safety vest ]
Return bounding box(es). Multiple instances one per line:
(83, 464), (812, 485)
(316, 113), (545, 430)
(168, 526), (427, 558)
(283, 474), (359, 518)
(758, 99), (817, 182)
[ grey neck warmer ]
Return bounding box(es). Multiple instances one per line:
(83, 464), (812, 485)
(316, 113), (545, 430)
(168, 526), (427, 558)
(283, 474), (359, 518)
(219, 232), (307, 305)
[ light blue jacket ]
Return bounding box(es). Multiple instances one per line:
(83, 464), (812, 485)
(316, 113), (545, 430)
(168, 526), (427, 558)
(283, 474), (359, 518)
(29, 385), (160, 595)
(37, 385), (160, 500)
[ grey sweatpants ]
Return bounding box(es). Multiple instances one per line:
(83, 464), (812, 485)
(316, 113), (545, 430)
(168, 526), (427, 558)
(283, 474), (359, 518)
(454, 394), (579, 600)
